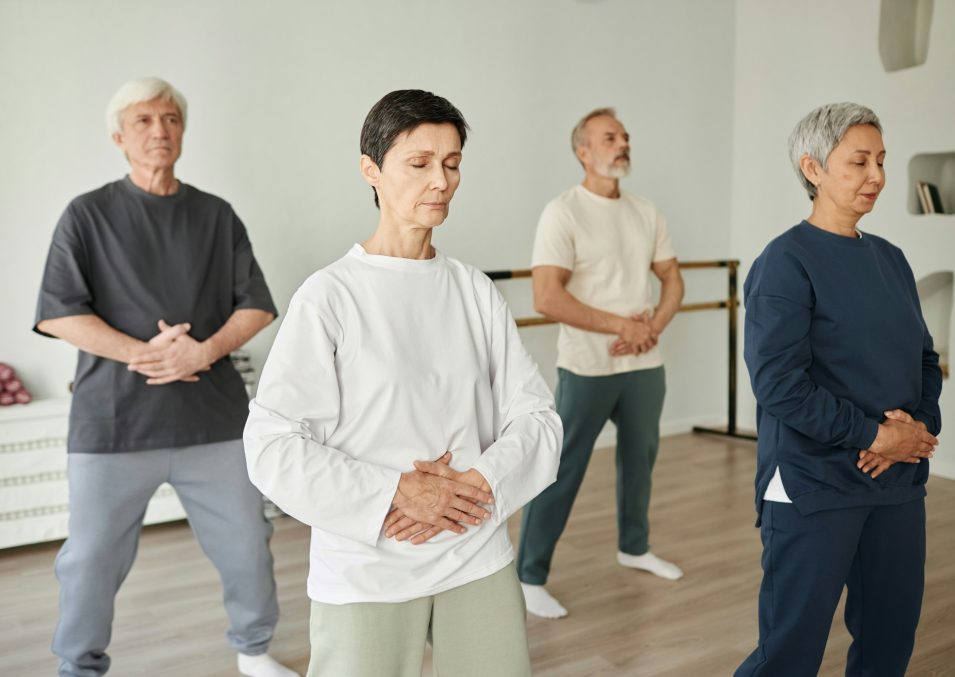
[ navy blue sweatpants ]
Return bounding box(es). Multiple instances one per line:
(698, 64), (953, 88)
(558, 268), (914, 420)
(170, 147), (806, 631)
(735, 498), (925, 677)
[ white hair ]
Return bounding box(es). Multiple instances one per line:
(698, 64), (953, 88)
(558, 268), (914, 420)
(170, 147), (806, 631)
(788, 102), (882, 201)
(571, 107), (617, 153)
(105, 77), (187, 137)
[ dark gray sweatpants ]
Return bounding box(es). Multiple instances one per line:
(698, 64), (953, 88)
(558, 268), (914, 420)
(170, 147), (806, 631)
(52, 440), (278, 677)
(518, 366), (666, 585)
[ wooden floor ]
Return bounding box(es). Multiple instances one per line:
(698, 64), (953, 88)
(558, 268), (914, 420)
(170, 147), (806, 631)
(1, 433), (953, 676)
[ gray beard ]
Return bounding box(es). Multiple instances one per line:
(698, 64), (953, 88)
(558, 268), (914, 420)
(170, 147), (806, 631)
(599, 161), (630, 179)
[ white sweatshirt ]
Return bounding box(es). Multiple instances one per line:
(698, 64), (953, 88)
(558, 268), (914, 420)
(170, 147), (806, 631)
(244, 244), (562, 604)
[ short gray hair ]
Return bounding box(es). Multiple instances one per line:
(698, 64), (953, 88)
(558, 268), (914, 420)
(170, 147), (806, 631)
(105, 77), (188, 137)
(571, 107), (616, 153)
(788, 102), (882, 201)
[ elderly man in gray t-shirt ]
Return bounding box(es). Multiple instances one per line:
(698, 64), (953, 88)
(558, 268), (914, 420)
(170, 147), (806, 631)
(35, 78), (298, 677)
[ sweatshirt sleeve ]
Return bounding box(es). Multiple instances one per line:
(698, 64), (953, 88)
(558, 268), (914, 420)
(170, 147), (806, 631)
(743, 247), (879, 451)
(912, 325), (943, 436)
(470, 283), (563, 524)
(243, 293), (400, 546)
(892, 247), (943, 436)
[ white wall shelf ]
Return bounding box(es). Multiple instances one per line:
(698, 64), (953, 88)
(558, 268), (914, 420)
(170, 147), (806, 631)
(917, 271), (952, 379)
(879, 0), (933, 72)
(908, 152), (955, 215)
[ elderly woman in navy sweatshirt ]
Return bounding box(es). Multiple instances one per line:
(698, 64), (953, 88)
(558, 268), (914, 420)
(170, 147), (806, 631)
(735, 102), (942, 677)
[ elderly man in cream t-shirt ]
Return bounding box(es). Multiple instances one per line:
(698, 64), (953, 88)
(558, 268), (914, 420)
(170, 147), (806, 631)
(516, 107), (686, 619)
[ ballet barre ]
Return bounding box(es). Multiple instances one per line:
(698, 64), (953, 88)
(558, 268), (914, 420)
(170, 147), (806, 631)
(484, 260), (757, 441)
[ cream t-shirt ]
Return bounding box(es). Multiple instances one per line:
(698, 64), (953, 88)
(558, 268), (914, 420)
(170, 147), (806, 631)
(531, 184), (676, 376)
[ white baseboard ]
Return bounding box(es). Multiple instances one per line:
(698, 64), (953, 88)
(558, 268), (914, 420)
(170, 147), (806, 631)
(930, 457), (955, 480)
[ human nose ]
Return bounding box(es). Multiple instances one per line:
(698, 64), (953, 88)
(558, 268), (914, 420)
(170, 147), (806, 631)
(429, 165), (449, 191)
(150, 118), (170, 138)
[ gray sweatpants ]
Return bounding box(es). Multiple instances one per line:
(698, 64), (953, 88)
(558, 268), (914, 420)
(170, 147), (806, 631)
(52, 440), (279, 677)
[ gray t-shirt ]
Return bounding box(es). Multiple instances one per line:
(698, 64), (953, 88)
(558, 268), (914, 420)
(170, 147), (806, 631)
(35, 177), (277, 453)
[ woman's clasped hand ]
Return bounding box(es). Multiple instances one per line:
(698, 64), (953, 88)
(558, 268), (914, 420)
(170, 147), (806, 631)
(383, 452), (495, 544)
(857, 409), (938, 478)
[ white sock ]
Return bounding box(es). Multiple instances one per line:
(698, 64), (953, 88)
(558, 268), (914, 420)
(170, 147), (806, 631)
(617, 551), (684, 580)
(521, 583), (568, 619)
(238, 653), (301, 677)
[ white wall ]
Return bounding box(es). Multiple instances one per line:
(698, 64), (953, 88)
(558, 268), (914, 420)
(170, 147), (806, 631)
(0, 0), (737, 434)
(730, 0), (955, 477)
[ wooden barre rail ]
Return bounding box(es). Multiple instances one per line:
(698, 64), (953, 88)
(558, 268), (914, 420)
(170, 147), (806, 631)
(485, 259), (734, 281)
(483, 259), (756, 441)
(485, 261), (738, 325)
(511, 300), (729, 327)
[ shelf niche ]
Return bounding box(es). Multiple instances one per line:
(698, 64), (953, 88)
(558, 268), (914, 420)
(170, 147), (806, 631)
(879, 0), (933, 72)
(907, 152), (955, 215)
(917, 271), (952, 379)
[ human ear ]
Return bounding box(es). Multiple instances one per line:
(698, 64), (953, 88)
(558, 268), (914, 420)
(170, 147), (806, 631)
(799, 153), (821, 189)
(359, 155), (380, 188)
(575, 144), (589, 166)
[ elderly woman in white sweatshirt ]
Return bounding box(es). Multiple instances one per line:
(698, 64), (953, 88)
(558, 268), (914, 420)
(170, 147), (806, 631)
(244, 89), (562, 677)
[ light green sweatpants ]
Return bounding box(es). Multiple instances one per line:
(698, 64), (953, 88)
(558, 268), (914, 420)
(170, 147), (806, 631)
(307, 562), (531, 677)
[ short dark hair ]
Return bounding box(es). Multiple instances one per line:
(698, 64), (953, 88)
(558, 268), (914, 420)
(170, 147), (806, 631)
(360, 89), (470, 207)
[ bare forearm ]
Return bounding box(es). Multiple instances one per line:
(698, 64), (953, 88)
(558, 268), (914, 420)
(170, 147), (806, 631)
(36, 315), (145, 363)
(651, 273), (685, 333)
(535, 286), (626, 335)
(201, 308), (275, 363)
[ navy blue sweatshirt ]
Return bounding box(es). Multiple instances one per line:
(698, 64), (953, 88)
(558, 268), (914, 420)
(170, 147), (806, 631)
(744, 221), (942, 521)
